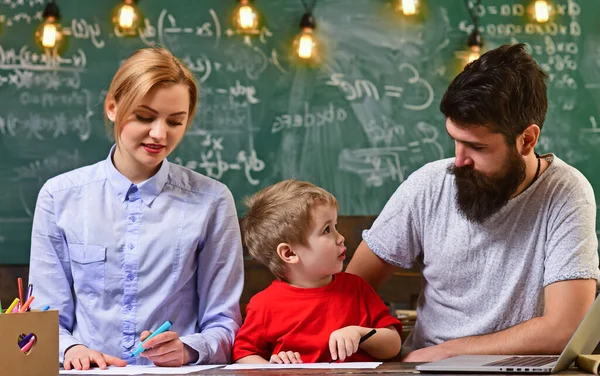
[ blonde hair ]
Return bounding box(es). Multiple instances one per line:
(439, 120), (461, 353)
(241, 179), (338, 281)
(104, 47), (198, 137)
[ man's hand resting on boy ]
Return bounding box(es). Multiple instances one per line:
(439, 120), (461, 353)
(270, 351), (303, 364)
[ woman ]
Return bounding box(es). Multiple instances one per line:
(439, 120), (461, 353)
(29, 47), (244, 370)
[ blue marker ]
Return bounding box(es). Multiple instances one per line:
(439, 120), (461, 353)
(130, 320), (172, 357)
(41, 305), (50, 312)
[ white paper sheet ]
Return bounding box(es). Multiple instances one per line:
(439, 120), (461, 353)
(59, 364), (223, 375)
(223, 362), (382, 370)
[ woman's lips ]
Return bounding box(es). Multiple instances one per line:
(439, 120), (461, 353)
(142, 144), (165, 154)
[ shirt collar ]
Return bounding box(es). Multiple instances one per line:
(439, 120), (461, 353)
(104, 144), (170, 207)
(138, 158), (170, 206)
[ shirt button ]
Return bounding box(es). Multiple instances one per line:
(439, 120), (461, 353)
(130, 186), (138, 193)
(128, 244), (134, 249)
(129, 216), (136, 222)
(126, 305), (133, 311)
(127, 274), (134, 281)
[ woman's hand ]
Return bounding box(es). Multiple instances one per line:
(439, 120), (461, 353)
(139, 330), (199, 367)
(63, 344), (127, 370)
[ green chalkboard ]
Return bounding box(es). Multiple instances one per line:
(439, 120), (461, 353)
(1, 0), (599, 264)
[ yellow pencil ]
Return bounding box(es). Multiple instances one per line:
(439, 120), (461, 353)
(4, 298), (19, 314)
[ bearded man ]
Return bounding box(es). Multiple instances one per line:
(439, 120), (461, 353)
(347, 44), (599, 361)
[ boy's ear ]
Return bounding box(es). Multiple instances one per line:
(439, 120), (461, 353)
(276, 243), (299, 264)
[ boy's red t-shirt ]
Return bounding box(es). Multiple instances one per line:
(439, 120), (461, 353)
(233, 272), (402, 363)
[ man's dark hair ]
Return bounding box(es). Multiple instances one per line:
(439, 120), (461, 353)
(440, 43), (549, 144)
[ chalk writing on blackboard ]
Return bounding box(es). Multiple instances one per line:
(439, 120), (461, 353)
(325, 63), (434, 111)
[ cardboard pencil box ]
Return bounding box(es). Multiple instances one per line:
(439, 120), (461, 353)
(0, 310), (59, 376)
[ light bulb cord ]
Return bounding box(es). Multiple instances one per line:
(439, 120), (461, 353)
(300, 0), (318, 14)
(463, 0), (481, 30)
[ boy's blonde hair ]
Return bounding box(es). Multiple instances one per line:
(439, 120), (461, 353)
(104, 46), (198, 137)
(241, 179), (338, 281)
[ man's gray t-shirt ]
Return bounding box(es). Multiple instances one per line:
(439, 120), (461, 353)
(363, 154), (600, 352)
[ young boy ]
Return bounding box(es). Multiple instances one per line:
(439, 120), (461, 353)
(233, 179), (402, 364)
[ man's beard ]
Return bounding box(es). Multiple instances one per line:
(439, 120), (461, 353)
(448, 148), (526, 224)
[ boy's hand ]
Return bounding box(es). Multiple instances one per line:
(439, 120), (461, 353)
(139, 330), (198, 367)
(269, 351), (303, 364)
(329, 326), (362, 362)
(63, 344), (127, 370)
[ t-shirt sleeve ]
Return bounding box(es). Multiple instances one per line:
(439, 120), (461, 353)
(362, 165), (433, 269)
(359, 277), (403, 333)
(544, 172), (600, 286)
(232, 299), (270, 361)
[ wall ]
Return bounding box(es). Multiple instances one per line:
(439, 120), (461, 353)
(1, 0), (599, 264)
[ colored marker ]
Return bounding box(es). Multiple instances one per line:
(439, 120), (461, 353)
(25, 284), (33, 301)
(18, 333), (34, 348)
(358, 329), (377, 344)
(25, 284), (33, 310)
(130, 320), (172, 357)
(4, 298), (19, 314)
(17, 278), (24, 308)
(19, 296), (34, 312)
(21, 336), (35, 353)
(0, 298), (2, 313)
(41, 305), (50, 312)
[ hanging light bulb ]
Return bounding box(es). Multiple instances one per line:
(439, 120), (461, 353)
(234, 0), (259, 33)
(465, 28), (483, 65)
(113, 0), (141, 35)
(35, 0), (63, 50)
(397, 0), (419, 16)
(294, 12), (318, 61)
(533, 0), (550, 23)
(118, 4), (135, 28)
(297, 30), (315, 59)
(41, 23), (58, 47)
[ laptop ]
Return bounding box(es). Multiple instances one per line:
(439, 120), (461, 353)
(417, 294), (600, 373)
